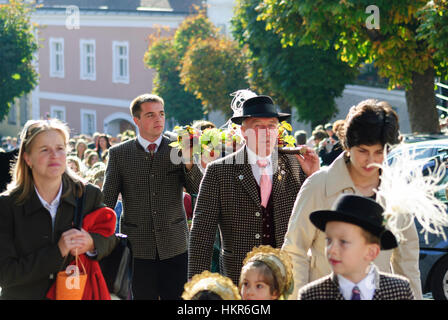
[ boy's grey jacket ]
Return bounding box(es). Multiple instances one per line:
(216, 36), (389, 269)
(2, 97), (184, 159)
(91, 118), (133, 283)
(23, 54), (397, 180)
(298, 265), (414, 300)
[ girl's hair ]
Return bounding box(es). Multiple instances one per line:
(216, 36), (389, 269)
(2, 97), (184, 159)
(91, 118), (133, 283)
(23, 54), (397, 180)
(191, 290), (223, 300)
(67, 155), (81, 172)
(4, 119), (85, 204)
(340, 99), (400, 150)
(85, 151), (99, 168)
(75, 139), (88, 160)
(239, 260), (279, 295)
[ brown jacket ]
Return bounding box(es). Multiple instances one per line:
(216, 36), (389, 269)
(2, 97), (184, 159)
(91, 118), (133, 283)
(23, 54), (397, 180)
(103, 136), (203, 260)
(0, 183), (116, 300)
(188, 146), (307, 284)
(282, 152), (422, 299)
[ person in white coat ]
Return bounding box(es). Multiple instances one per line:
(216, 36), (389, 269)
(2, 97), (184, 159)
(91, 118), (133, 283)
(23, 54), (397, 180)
(282, 99), (422, 300)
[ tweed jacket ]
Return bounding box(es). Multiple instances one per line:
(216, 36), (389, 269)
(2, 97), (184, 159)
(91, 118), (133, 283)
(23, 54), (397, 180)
(103, 136), (203, 260)
(0, 183), (116, 300)
(298, 265), (414, 300)
(188, 146), (307, 284)
(282, 152), (422, 299)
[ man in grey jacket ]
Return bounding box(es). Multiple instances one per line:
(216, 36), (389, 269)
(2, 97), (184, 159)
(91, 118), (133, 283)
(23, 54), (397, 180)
(103, 94), (202, 300)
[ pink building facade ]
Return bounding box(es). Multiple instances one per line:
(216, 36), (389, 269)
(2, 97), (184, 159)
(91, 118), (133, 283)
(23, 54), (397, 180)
(30, 5), (193, 137)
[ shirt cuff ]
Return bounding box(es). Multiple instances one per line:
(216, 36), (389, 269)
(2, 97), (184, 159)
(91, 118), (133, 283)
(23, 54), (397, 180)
(86, 250), (98, 257)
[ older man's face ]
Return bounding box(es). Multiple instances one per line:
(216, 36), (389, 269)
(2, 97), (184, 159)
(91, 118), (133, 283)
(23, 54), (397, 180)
(241, 117), (279, 157)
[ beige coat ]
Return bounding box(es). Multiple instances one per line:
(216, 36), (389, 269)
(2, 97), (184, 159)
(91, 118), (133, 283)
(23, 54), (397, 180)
(282, 152), (422, 300)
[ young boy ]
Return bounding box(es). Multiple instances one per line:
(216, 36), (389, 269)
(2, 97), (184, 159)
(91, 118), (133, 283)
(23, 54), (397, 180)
(298, 194), (414, 300)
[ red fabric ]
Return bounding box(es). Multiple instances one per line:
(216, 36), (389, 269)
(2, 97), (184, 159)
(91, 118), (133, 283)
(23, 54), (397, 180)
(46, 206), (116, 300)
(183, 192), (192, 220)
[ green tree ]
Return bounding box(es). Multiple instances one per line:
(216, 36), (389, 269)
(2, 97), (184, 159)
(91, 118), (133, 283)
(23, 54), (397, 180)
(180, 37), (249, 116)
(258, 0), (448, 133)
(232, 0), (356, 127)
(145, 36), (203, 125)
(0, 0), (38, 122)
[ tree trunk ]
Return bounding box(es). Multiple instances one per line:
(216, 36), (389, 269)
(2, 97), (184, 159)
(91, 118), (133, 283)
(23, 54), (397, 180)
(405, 67), (440, 134)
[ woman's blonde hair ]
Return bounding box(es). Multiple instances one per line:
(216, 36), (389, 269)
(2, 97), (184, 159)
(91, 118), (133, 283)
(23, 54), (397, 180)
(75, 139), (88, 159)
(4, 119), (85, 204)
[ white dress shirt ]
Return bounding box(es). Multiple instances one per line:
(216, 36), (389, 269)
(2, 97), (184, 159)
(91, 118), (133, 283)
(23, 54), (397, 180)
(246, 147), (273, 186)
(337, 264), (376, 300)
(35, 183), (62, 230)
(137, 134), (163, 153)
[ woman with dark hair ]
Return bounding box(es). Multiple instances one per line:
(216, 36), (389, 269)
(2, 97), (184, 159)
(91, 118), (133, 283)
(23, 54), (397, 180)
(282, 99), (422, 300)
(95, 134), (111, 161)
(0, 119), (116, 299)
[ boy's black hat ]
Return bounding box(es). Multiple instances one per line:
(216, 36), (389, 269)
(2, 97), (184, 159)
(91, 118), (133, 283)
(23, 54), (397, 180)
(231, 95), (291, 125)
(310, 194), (398, 250)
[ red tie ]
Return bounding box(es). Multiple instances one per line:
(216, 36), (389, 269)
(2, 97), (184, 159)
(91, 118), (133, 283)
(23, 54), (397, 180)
(148, 143), (157, 158)
(257, 159), (272, 208)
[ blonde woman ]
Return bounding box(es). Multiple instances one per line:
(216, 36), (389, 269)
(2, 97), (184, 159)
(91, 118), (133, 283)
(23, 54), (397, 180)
(75, 139), (88, 161)
(0, 119), (116, 300)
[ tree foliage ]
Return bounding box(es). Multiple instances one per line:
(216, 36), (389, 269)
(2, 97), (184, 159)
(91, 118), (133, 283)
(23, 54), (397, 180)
(0, 0), (38, 122)
(231, 0), (356, 126)
(145, 36), (203, 125)
(180, 37), (249, 116)
(258, 0), (448, 133)
(146, 10), (251, 122)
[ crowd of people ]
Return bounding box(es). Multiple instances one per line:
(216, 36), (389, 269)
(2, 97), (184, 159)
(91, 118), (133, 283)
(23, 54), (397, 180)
(0, 89), (447, 301)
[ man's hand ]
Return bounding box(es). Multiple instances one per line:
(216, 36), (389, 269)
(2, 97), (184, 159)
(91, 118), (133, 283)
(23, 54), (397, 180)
(180, 132), (198, 171)
(295, 145), (320, 177)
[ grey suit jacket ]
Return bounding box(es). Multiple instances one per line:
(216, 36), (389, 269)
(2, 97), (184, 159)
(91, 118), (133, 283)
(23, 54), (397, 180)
(298, 265), (415, 300)
(103, 136), (203, 260)
(188, 146), (307, 284)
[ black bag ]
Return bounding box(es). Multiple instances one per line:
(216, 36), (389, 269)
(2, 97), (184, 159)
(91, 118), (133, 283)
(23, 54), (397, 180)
(99, 233), (133, 300)
(73, 195), (133, 300)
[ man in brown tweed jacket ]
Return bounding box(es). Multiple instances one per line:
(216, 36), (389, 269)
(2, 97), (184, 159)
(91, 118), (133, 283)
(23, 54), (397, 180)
(103, 94), (202, 300)
(188, 95), (320, 285)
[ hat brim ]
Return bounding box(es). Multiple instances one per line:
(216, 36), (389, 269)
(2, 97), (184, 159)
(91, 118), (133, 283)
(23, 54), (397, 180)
(310, 210), (398, 250)
(231, 113), (291, 125)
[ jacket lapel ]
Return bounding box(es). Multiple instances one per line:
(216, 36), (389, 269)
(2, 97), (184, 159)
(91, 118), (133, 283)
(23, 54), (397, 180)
(271, 151), (286, 202)
(235, 147), (260, 206)
(330, 273), (346, 300)
(325, 152), (357, 197)
(371, 265), (383, 300)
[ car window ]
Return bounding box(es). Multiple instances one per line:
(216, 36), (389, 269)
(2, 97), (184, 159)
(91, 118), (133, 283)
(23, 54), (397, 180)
(410, 148), (435, 159)
(435, 169), (448, 202)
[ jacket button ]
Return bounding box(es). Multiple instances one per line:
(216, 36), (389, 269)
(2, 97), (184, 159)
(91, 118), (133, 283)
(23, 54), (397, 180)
(255, 212), (260, 217)
(255, 234), (260, 239)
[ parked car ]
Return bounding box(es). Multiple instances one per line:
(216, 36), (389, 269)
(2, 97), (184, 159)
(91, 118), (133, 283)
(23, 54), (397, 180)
(388, 138), (448, 299)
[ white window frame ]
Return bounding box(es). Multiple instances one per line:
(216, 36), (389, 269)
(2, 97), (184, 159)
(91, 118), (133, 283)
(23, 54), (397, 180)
(112, 41), (130, 84)
(50, 105), (66, 122)
(80, 39), (96, 81)
(80, 109), (97, 135)
(49, 38), (64, 78)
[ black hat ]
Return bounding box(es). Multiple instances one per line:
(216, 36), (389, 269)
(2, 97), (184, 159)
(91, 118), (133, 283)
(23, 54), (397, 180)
(230, 95), (291, 125)
(309, 194), (398, 250)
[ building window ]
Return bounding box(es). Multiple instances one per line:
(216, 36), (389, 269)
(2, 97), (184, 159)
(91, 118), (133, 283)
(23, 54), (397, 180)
(49, 38), (64, 78)
(81, 109), (96, 135)
(112, 41), (129, 84)
(51, 105), (66, 122)
(80, 39), (96, 80)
